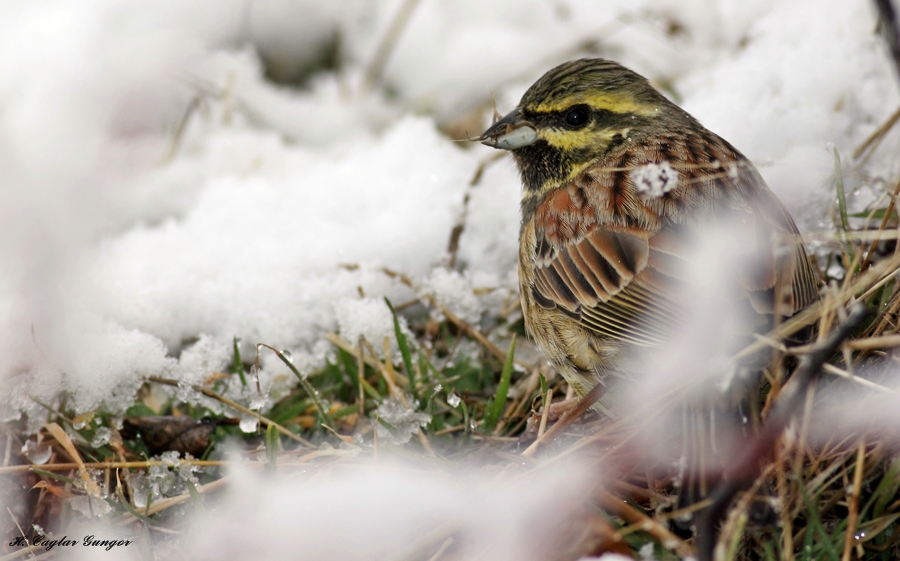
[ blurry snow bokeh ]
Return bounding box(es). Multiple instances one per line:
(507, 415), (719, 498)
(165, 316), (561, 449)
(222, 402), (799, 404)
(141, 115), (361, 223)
(1, 0), (899, 429)
(183, 458), (591, 561)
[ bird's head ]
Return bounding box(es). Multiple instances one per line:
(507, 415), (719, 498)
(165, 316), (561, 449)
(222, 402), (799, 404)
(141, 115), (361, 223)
(480, 58), (690, 196)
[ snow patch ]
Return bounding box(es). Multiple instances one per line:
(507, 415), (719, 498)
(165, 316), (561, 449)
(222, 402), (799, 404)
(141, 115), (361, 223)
(630, 161), (679, 198)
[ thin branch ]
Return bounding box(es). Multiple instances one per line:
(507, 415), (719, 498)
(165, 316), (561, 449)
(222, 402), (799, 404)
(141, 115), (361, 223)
(597, 489), (694, 558)
(362, 0), (421, 91)
(0, 459), (227, 475)
(694, 303), (870, 561)
(860, 176), (900, 271)
(521, 381), (604, 457)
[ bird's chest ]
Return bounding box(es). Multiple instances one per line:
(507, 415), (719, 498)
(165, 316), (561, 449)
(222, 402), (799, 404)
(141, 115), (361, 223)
(525, 176), (661, 249)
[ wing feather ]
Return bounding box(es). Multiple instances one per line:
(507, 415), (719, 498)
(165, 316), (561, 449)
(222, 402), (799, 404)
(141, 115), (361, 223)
(527, 133), (819, 349)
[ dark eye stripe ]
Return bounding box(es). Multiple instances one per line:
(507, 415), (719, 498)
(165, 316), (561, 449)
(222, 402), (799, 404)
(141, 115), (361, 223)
(523, 106), (616, 128)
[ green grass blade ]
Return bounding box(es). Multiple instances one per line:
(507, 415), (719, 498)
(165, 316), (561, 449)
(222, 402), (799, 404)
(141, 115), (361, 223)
(185, 479), (206, 514)
(233, 336), (247, 386)
(116, 484), (148, 522)
(872, 457), (900, 517)
(265, 422), (279, 474)
(461, 400), (470, 436)
(385, 298), (418, 401)
(485, 334), (516, 432)
(262, 344), (335, 431)
(800, 480), (841, 561)
(833, 146), (849, 231)
(30, 469), (76, 485)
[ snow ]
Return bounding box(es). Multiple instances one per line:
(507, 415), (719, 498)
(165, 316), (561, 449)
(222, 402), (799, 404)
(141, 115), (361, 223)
(422, 267), (485, 323)
(631, 161), (679, 198)
(181, 458), (589, 561)
(677, 0), (900, 222)
(334, 297), (411, 360)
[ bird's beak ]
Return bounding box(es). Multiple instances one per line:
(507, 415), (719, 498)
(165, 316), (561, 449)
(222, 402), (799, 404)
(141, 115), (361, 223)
(479, 109), (538, 150)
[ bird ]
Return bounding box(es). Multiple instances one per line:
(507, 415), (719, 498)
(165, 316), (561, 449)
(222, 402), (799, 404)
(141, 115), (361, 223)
(478, 58), (819, 422)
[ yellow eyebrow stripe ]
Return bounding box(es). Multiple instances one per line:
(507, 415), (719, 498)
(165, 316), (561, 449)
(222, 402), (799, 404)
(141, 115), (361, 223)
(539, 127), (625, 153)
(533, 91), (658, 116)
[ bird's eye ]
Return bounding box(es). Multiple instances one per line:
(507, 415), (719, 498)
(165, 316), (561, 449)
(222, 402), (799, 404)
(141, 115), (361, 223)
(565, 107), (590, 128)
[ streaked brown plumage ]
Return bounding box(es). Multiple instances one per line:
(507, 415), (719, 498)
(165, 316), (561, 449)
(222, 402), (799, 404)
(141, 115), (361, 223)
(480, 58), (819, 404)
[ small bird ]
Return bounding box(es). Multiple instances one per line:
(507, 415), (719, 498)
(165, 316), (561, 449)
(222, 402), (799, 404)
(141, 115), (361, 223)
(479, 58), (819, 408)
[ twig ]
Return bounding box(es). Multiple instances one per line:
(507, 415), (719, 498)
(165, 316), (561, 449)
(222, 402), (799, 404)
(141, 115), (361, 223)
(853, 105), (900, 160)
(7, 506), (32, 557)
(0, 459), (227, 475)
(362, 0), (421, 91)
(44, 423), (100, 497)
(694, 303), (870, 561)
(597, 489), (694, 557)
(776, 442), (795, 560)
(736, 250), (900, 362)
(382, 347), (434, 457)
(163, 95), (201, 162)
(381, 337), (401, 395)
(843, 333), (900, 350)
(715, 466), (773, 559)
(326, 332), (397, 380)
(521, 381), (604, 457)
(447, 153), (505, 268)
(536, 389), (553, 439)
(361, 337), (434, 456)
(860, 177), (900, 271)
(446, 192), (472, 270)
(841, 440), (867, 561)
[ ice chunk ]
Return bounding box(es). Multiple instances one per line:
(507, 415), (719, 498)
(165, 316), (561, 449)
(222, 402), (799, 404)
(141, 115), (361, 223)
(21, 439), (52, 465)
(240, 414), (260, 433)
(374, 397), (431, 445)
(90, 427), (112, 448)
(69, 496), (113, 518)
(249, 393), (269, 411)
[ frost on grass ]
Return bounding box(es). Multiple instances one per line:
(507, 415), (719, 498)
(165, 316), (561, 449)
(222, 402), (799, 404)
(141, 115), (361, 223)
(67, 469), (113, 518)
(374, 396), (431, 445)
(630, 161), (679, 198)
(130, 451), (201, 509)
